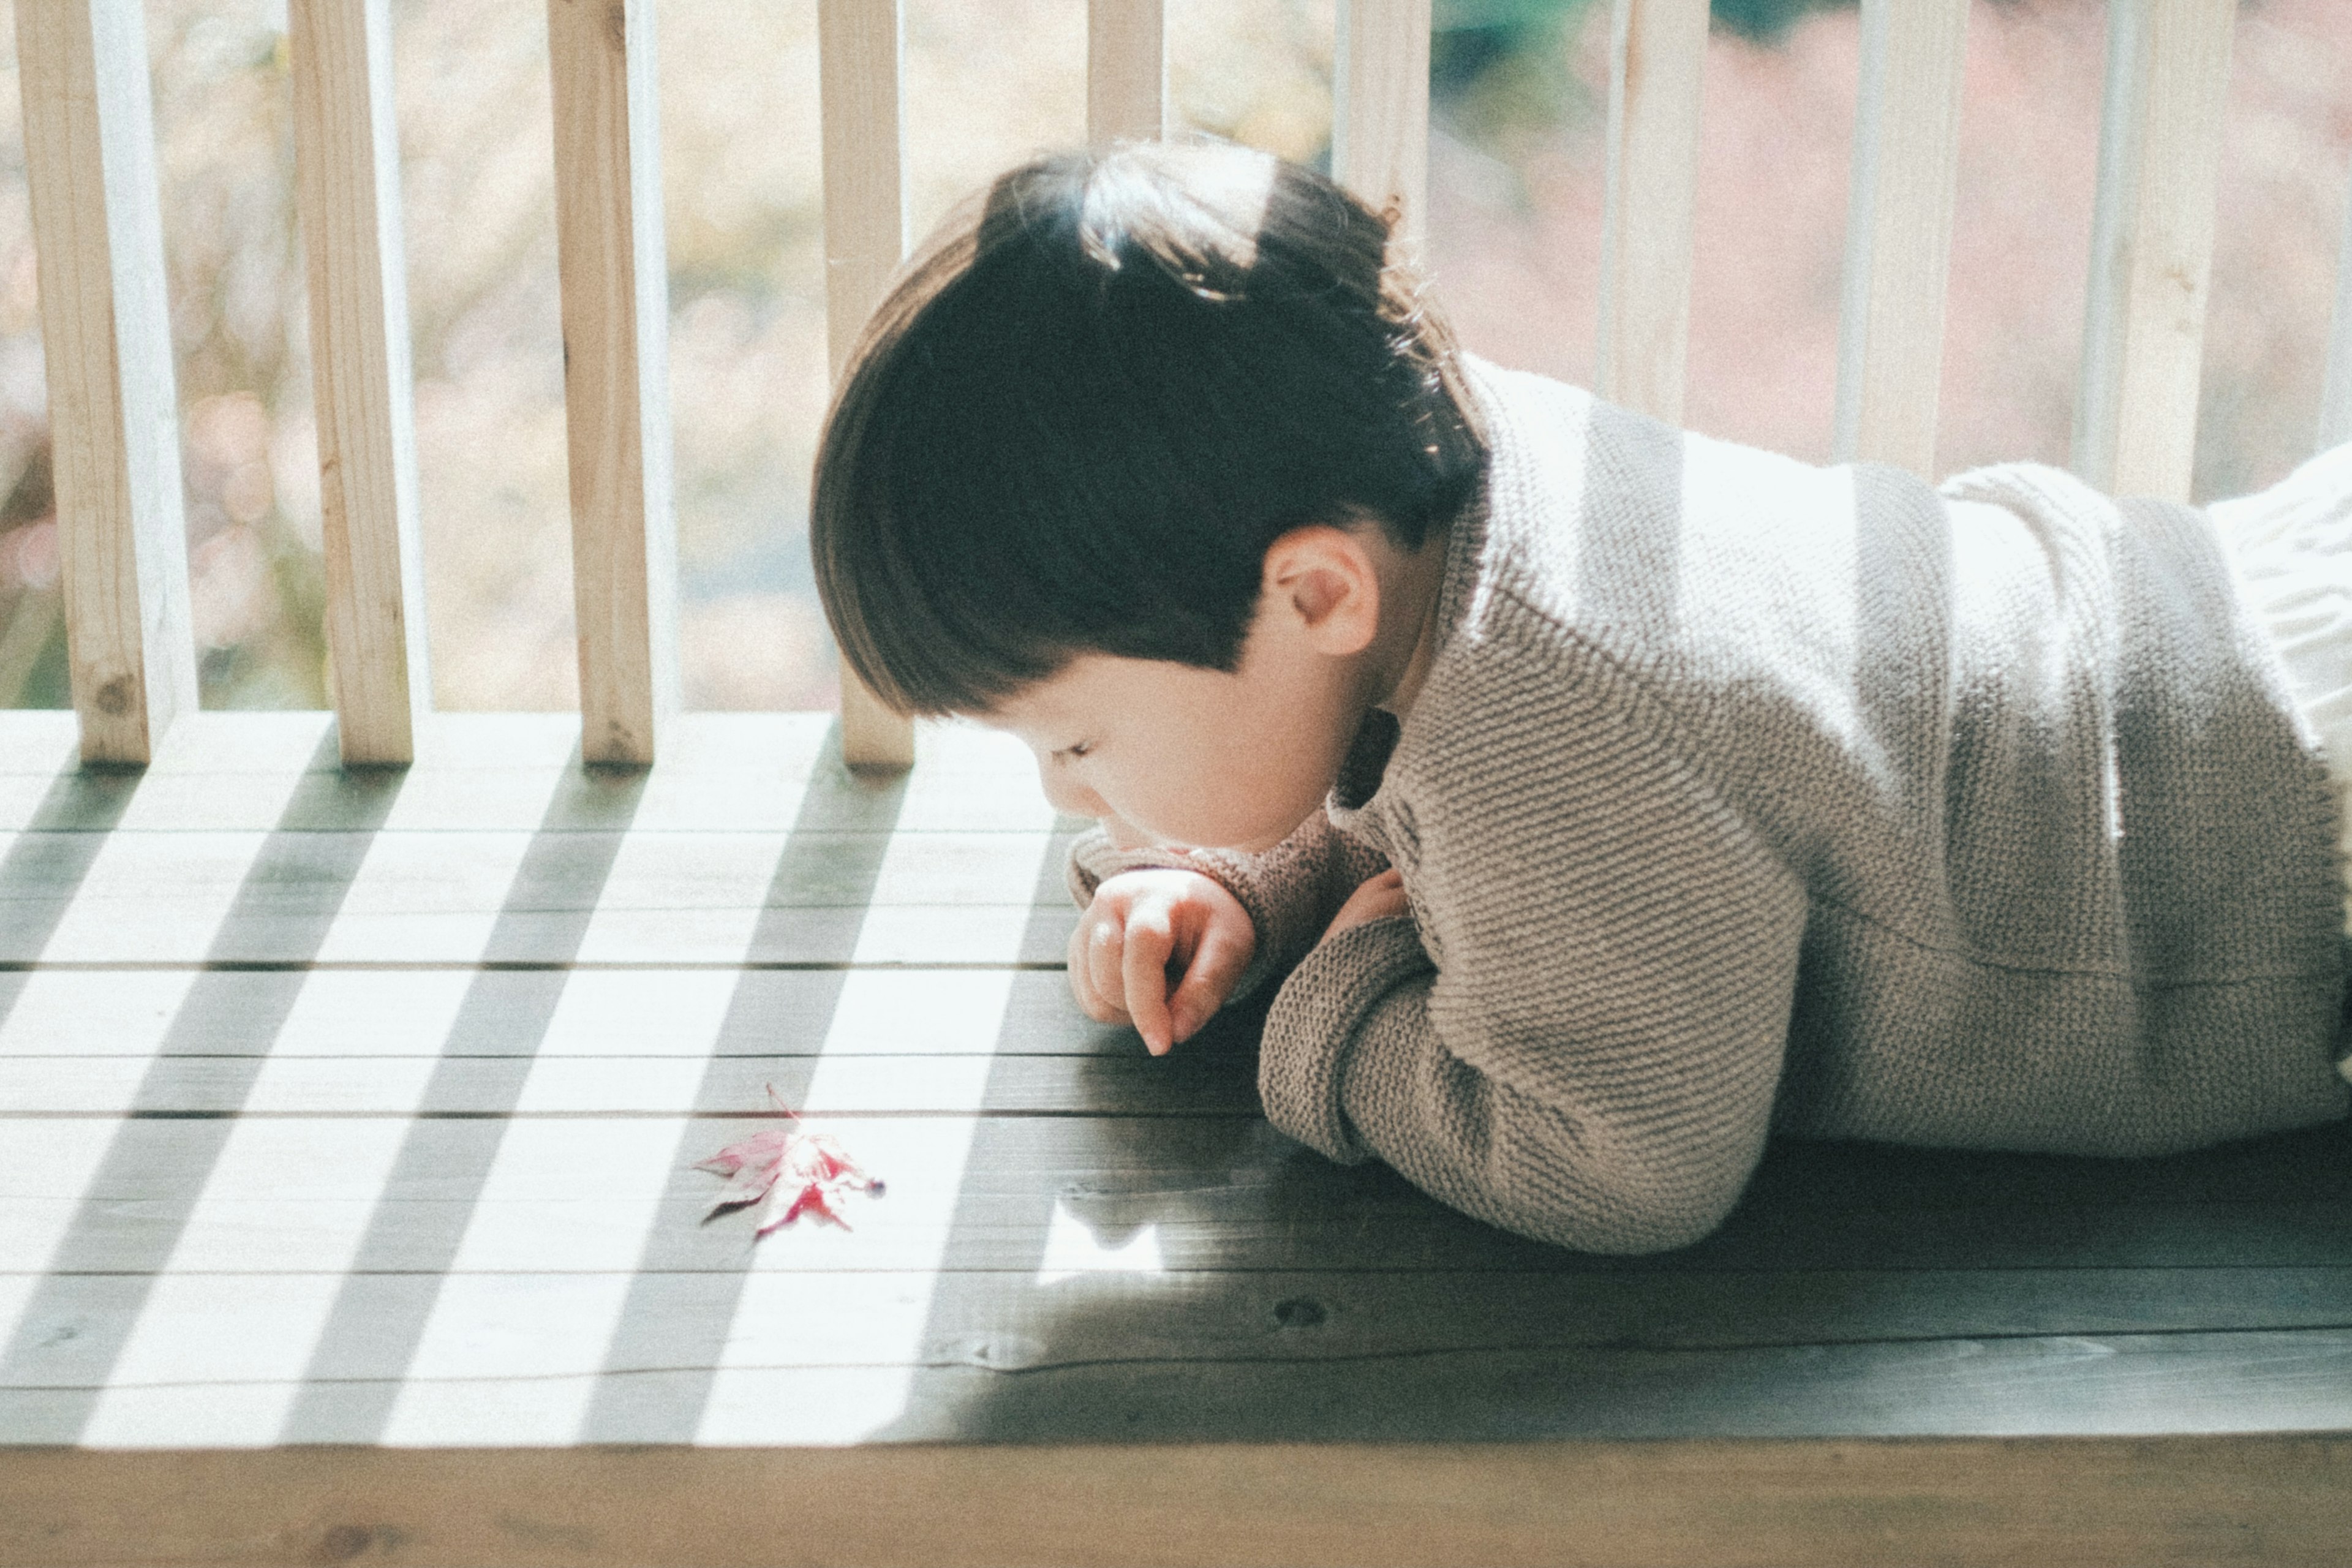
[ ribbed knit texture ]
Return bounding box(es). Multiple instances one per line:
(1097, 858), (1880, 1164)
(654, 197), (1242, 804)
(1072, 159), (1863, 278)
(1071, 360), (2352, 1255)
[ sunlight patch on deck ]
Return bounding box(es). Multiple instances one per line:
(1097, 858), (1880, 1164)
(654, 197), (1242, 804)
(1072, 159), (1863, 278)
(1036, 1200), (1165, 1286)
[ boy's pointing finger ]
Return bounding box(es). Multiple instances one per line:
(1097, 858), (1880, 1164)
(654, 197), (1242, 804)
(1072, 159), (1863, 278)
(1169, 919), (1250, 1045)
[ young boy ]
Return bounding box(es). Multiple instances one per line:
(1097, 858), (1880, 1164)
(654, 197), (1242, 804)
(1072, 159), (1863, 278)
(812, 140), (2352, 1255)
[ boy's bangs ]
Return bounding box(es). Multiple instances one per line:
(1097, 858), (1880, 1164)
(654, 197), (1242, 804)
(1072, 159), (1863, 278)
(815, 421), (1072, 718)
(827, 540), (1069, 721)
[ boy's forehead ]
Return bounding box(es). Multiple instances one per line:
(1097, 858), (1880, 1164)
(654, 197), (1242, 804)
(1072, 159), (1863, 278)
(973, 655), (1151, 734)
(971, 663), (1092, 736)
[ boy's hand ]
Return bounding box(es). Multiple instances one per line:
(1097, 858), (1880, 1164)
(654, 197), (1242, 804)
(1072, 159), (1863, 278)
(1322, 867), (1409, 941)
(1071, 869), (1256, 1056)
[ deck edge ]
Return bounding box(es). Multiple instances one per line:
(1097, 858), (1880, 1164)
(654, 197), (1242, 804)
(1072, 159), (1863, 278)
(4, 1433), (2350, 1567)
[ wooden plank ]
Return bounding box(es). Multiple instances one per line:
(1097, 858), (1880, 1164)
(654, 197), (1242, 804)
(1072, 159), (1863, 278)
(0, 715), (1064, 971)
(2320, 153), (2352, 451)
(31, 1264), (2351, 1381)
(49, 1111), (2331, 1292)
(2, 832), (1066, 965)
(1087, 0), (1165, 146)
(642, 1265), (2352, 1360)
(1831, 0), (1969, 477)
(26, 1265), (2352, 1449)
(15, 1113), (2343, 1278)
(15, 0), (198, 764)
(0, 712), (77, 774)
(819, 0), (915, 769)
(0, 714), (331, 858)
(2072, 0), (2236, 501)
(0, 1120), (120, 1292)
(10, 1435), (2349, 1566)
(0, 713), (1062, 834)
(0, 1053), (1254, 1117)
(76, 1272), (355, 1449)
(548, 0), (679, 765)
(0, 966), (1096, 1057)
(6, 736), (325, 965)
(1330, 0), (1431, 255)
(1595, 0), (1709, 425)
(1, 712), (557, 834)
(287, 0), (431, 765)
(0, 968), (192, 1057)
(70, 1114), (412, 1449)
(0, 717), (78, 836)
(720, 1329), (2352, 1444)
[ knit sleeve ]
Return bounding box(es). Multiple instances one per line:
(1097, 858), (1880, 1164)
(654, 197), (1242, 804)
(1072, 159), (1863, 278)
(1257, 660), (1809, 1256)
(1066, 809), (1392, 1003)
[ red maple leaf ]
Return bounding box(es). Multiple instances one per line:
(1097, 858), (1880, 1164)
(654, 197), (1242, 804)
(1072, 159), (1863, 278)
(696, 1086), (884, 1236)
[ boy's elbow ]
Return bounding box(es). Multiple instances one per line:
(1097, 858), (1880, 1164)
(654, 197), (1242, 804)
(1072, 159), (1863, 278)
(1501, 1156), (1752, 1257)
(1526, 1196), (1730, 1256)
(1585, 1198), (1735, 1256)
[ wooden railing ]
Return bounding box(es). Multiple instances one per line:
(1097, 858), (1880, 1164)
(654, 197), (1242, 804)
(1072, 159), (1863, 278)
(12, 0), (2352, 772)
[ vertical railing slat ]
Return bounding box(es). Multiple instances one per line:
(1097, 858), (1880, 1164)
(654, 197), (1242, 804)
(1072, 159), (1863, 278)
(1833, 0), (1969, 478)
(1332, 0), (1432, 255)
(289, 0), (429, 766)
(2073, 0), (2234, 502)
(820, 0), (915, 768)
(2318, 159), (2352, 452)
(548, 0), (678, 766)
(1088, 0), (1166, 147)
(16, 0), (196, 765)
(1595, 0), (1709, 426)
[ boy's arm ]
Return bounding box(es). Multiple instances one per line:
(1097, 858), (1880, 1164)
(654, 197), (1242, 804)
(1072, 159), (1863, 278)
(1067, 809), (1390, 1003)
(1258, 718), (1809, 1257)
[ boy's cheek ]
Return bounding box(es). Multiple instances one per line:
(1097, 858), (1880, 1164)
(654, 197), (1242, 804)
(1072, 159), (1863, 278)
(1102, 813), (1154, 850)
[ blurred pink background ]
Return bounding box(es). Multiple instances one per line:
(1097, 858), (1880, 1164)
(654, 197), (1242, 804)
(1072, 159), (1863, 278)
(0, 0), (2345, 715)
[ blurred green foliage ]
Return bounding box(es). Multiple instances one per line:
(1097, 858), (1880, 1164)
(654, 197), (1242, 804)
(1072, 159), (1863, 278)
(1431, 0), (1856, 149)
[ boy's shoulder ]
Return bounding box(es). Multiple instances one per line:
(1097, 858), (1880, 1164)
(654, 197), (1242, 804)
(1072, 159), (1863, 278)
(1449, 356), (1872, 654)
(1403, 357), (1952, 790)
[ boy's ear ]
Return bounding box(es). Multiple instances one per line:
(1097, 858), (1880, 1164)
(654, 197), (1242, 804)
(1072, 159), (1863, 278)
(1261, 524), (1381, 656)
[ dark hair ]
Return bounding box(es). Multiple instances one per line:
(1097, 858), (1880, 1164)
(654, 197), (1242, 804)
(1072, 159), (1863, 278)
(811, 139), (1487, 717)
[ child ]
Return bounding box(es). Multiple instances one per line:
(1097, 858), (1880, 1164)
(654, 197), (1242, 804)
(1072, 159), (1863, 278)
(811, 140), (2352, 1255)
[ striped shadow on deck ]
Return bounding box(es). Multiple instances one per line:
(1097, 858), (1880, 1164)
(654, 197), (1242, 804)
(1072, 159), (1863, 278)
(2, 709), (2351, 1458)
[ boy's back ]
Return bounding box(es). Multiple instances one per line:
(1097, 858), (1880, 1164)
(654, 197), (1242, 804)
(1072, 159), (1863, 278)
(1083, 358), (2350, 1254)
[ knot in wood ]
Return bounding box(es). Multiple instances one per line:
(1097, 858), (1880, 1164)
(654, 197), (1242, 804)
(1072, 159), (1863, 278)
(311, 1523), (375, 1564)
(1272, 1295), (1327, 1329)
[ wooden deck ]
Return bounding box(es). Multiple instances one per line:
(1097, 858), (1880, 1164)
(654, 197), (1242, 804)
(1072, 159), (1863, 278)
(2, 708), (2350, 1566)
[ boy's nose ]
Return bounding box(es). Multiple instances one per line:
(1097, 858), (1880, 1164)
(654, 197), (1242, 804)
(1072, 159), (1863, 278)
(1035, 758), (1108, 821)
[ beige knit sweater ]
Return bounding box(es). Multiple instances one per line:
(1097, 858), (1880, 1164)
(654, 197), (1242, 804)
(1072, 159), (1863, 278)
(1071, 360), (2351, 1255)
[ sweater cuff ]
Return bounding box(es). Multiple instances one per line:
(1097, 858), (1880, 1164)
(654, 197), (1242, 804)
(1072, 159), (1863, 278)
(1259, 915), (1434, 1164)
(1063, 826), (1211, 907)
